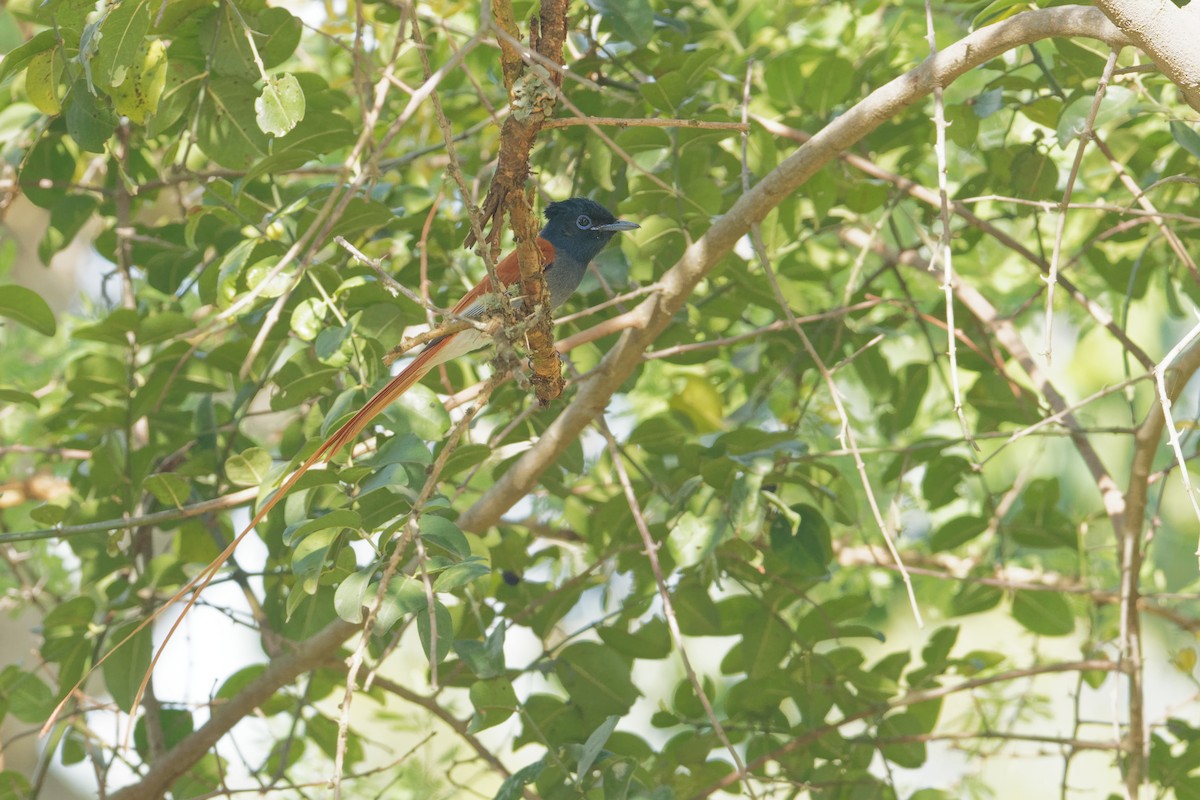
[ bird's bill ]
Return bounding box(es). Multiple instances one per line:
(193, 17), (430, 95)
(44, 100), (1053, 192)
(593, 220), (640, 232)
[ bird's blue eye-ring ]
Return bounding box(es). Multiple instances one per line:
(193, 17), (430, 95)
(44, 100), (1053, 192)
(576, 214), (592, 230)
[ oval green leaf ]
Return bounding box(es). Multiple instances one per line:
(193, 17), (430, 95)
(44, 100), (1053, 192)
(0, 285), (56, 336)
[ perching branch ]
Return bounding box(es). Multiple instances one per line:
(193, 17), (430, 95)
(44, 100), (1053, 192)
(465, 0), (568, 250)
(509, 191), (565, 404)
(459, 0), (571, 404)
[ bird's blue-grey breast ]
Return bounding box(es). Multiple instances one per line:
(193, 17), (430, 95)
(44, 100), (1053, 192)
(540, 198), (640, 308)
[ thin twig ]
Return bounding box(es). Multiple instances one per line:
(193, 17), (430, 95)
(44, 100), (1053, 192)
(924, 0), (978, 452)
(1044, 49), (1119, 361)
(594, 414), (755, 795)
(1093, 136), (1200, 282)
(334, 236), (412, 301)
(0, 487), (258, 544)
(645, 300), (885, 360)
(542, 116), (748, 131)
(1154, 316), (1200, 561)
(741, 60), (923, 627)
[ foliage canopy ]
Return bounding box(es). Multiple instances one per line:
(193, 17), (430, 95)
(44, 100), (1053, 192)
(2, 0), (1200, 798)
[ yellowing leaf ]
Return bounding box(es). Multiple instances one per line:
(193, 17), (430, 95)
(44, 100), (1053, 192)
(669, 375), (725, 433)
(1174, 647), (1197, 675)
(25, 47), (63, 115)
(110, 39), (167, 124)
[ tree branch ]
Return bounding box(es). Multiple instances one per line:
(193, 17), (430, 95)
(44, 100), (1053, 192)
(0, 487), (259, 544)
(108, 619), (361, 800)
(1093, 0), (1200, 112)
(465, 0), (568, 249)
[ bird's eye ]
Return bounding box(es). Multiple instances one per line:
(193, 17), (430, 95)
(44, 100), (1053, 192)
(576, 214), (592, 230)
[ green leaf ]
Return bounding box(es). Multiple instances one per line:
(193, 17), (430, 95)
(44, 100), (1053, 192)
(742, 608), (790, 679)
(972, 0), (1031, 29)
(432, 557), (491, 592)
(0, 772), (31, 797)
(289, 297), (324, 340)
(255, 73), (305, 136)
(598, 618), (670, 660)
(101, 622), (153, 713)
(0, 666), (54, 724)
(216, 665), (291, 716)
(133, 708), (193, 761)
(420, 515), (470, 559)
(922, 455), (970, 509)
(1011, 590), (1074, 637)
(314, 322), (352, 361)
(669, 375), (724, 433)
(19, 136), (75, 208)
(769, 503), (832, 576)
(39, 194), (99, 263)
(555, 642), (640, 720)
(436, 443), (492, 480)
(0, 29), (58, 86)
(30, 507), (79, 542)
(1171, 121), (1200, 161)
(672, 579), (721, 635)
(494, 759), (545, 800)
(0, 285), (56, 336)
(469, 676), (519, 732)
(199, 2), (260, 79)
(454, 623), (507, 679)
(147, 57), (201, 137)
(92, 0), (150, 90)
(197, 75), (269, 169)
(967, 371), (1040, 429)
(878, 712), (927, 768)
(376, 576), (428, 634)
(587, 0), (654, 46)
(311, 194), (394, 239)
(577, 715), (619, 778)
(0, 236), (13, 272)
(225, 447), (273, 486)
(65, 76), (117, 151)
(950, 582), (1002, 617)
(256, 7), (303, 69)
(284, 509), (361, 547)
(1010, 148), (1057, 199)
(244, 248), (294, 296)
(29, 0), (96, 30)
(417, 599), (453, 665)
(334, 569), (373, 624)
(144, 474), (191, 508)
(291, 526), (340, 595)
(216, 239), (261, 308)
(0, 388), (39, 408)
(929, 516), (988, 553)
(137, 311), (193, 344)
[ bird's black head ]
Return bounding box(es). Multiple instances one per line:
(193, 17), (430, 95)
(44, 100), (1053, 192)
(539, 197), (639, 266)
